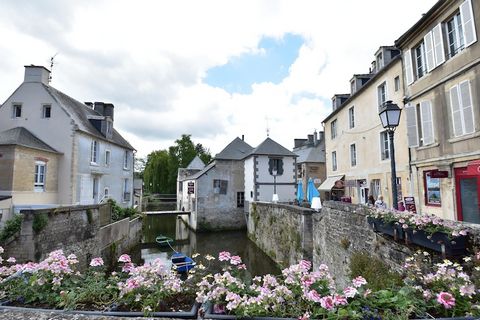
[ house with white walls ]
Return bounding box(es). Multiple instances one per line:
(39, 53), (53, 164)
(0, 65), (135, 218)
(244, 137), (297, 205)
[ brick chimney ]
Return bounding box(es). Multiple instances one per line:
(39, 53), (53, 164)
(24, 65), (50, 84)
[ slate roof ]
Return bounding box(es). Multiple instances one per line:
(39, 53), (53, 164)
(215, 137), (253, 160)
(294, 145), (325, 164)
(0, 127), (60, 153)
(247, 137), (296, 158)
(187, 156), (206, 170)
(43, 84), (134, 150)
(187, 162), (216, 180)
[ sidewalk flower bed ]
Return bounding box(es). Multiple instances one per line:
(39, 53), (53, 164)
(367, 209), (470, 256)
(0, 247), (479, 318)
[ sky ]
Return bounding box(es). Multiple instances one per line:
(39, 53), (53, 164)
(0, 0), (437, 158)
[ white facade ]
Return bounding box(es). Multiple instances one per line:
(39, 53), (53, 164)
(0, 66), (134, 209)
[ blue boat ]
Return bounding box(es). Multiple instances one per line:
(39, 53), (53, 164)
(171, 252), (196, 273)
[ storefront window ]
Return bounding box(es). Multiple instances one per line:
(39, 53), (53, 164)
(424, 171), (441, 205)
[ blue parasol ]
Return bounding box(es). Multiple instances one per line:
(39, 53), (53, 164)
(307, 178), (320, 204)
(296, 181), (304, 202)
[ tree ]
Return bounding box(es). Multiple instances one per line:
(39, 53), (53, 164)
(134, 156), (146, 179)
(143, 134), (213, 194)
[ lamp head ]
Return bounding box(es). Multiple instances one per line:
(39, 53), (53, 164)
(379, 100), (401, 131)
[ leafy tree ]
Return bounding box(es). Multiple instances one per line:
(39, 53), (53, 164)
(143, 150), (170, 193)
(134, 156), (146, 179)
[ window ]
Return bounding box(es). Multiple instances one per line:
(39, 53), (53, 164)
(213, 180), (228, 195)
(268, 158), (284, 175)
(332, 151), (337, 171)
(350, 144), (357, 167)
(12, 104), (22, 118)
(348, 106), (355, 129)
(104, 188), (109, 198)
(90, 140), (98, 163)
(446, 12), (465, 57)
(93, 177), (98, 200)
(376, 52), (383, 69)
(370, 179), (381, 199)
(405, 101), (435, 147)
(106, 120), (112, 135)
(377, 82), (387, 110)
(450, 80), (474, 137)
(394, 76), (400, 92)
(42, 105), (51, 118)
(414, 42), (426, 79)
(105, 150), (111, 166)
(380, 131), (390, 160)
(424, 171), (441, 206)
(178, 181), (183, 192)
(123, 179), (130, 202)
(123, 150), (129, 169)
(34, 161), (46, 191)
(237, 192), (245, 208)
(331, 120), (337, 139)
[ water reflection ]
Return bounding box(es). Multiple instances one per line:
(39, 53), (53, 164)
(138, 215), (280, 276)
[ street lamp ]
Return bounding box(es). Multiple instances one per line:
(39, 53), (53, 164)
(378, 100), (402, 210)
(272, 169), (279, 202)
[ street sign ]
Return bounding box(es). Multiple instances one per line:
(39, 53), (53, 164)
(404, 196), (417, 213)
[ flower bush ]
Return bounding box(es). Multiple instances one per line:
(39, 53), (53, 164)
(368, 208), (470, 238)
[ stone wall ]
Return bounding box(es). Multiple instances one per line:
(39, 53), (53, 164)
(3, 204), (142, 268)
(247, 201), (313, 268)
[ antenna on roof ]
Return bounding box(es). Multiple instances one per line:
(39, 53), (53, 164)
(265, 116), (270, 137)
(49, 53), (59, 84)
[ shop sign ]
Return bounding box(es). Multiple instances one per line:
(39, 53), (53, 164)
(187, 182), (195, 194)
(404, 196), (417, 214)
(465, 160), (480, 175)
(430, 170), (449, 178)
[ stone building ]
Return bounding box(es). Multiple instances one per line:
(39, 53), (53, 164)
(396, 0), (480, 222)
(321, 46), (410, 207)
(178, 138), (252, 231)
(244, 137), (297, 204)
(292, 131), (326, 201)
(0, 65), (135, 218)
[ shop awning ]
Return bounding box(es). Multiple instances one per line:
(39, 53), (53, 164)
(317, 175), (345, 191)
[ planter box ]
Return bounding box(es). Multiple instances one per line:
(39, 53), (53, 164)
(367, 217), (404, 240)
(405, 229), (468, 257)
(0, 302), (199, 319)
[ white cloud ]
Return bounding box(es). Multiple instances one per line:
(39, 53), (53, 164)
(0, 0), (437, 157)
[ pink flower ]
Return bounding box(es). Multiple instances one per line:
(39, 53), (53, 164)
(320, 296), (335, 310)
(459, 285), (475, 297)
(6, 257), (16, 264)
(436, 292), (455, 309)
(299, 260), (312, 271)
(343, 286), (358, 298)
(334, 295), (348, 306)
(219, 251), (231, 261)
(305, 289), (322, 303)
(352, 276), (367, 288)
(237, 264), (247, 270)
(122, 262), (135, 273)
(89, 257), (104, 267)
(230, 255), (242, 265)
(118, 254), (131, 263)
(0, 246), (4, 254)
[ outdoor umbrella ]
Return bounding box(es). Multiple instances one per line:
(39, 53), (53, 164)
(307, 178), (320, 204)
(296, 181), (304, 202)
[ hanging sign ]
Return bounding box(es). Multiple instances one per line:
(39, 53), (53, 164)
(187, 182), (195, 194)
(403, 196), (417, 214)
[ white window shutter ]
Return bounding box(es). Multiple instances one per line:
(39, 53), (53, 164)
(404, 50), (414, 85)
(424, 31), (436, 72)
(460, 0), (477, 47)
(432, 23), (445, 66)
(420, 101), (434, 145)
(450, 85), (464, 136)
(459, 80), (475, 134)
(405, 103), (419, 147)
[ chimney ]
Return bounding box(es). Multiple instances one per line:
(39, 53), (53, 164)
(313, 131), (318, 145)
(307, 134), (314, 144)
(241, 135), (244, 141)
(103, 103), (114, 121)
(24, 65), (50, 84)
(294, 139), (307, 149)
(93, 102), (105, 115)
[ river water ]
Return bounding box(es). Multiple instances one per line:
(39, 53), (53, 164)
(136, 214), (280, 276)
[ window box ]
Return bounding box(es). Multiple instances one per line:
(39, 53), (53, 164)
(405, 229), (468, 257)
(367, 217), (404, 240)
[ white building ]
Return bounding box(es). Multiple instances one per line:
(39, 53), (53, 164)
(0, 65), (135, 214)
(244, 137), (297, 204)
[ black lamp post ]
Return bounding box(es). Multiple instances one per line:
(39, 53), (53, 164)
(378, 100), (402, 210)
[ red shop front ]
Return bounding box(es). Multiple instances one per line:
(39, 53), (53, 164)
(455, 160), (480, 224)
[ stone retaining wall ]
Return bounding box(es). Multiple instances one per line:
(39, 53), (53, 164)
(3, 204), (142, 268)
(247, 202), (313, 268)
